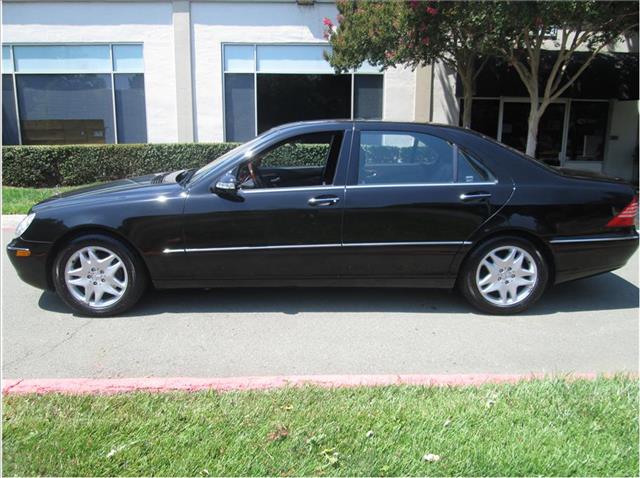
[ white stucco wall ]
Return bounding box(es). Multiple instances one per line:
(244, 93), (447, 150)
(2, 2), (179, 143)
(431, 60), (458, 125)
(191, 1), (417, 142)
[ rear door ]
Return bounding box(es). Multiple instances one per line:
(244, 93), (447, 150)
(341, 125), (511, 284)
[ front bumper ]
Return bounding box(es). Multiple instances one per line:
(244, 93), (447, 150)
(551, 233), (639, 284)
(6, 237), (54, 290)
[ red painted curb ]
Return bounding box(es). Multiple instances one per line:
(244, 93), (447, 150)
(1, 373), (608, 395)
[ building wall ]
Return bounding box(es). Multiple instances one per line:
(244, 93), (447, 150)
(3, 1), (179, 143)
(431, 61), (458, 125)
(190, 1), (416, 142)
(604, 100), (639, 182)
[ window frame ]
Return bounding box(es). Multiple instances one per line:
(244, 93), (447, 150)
(2, 43), (146, 145)
(346, 129), (496, 188)
(221, 42), (385, 142)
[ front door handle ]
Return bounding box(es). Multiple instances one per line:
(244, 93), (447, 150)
(308, 195), (341, 207)
(460, 192), (492, 202)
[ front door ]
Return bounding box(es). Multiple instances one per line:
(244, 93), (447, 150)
(181, 129), (350, 282)
(341, 127), (511, 285)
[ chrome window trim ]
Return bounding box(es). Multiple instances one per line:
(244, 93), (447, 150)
(163, 240), (471, 254)
(346, 181), (497, 189)
(241, 185), (345, 194)
(343, 241), (472, 247)
(549, 235), (639, 244)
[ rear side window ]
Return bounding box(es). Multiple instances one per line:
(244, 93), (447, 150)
(357, 131), (493, 185)
(358, 131), (454, 185)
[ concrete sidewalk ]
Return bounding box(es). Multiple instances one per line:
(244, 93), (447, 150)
(2, 215), (26, 231)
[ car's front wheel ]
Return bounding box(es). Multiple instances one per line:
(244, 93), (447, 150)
(53, 234), (147, 317)
(459, 236), (548, 315)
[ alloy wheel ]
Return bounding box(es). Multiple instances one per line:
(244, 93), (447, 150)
(64, 246), (129, 309)
(475, 245), (538, 307)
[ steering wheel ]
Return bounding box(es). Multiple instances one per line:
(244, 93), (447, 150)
(247, 161), (265, 188)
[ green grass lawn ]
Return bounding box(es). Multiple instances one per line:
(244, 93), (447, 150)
(3, 377), (637, 477)
(2, 185), (85, 215)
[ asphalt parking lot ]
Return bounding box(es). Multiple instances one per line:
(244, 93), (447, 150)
(3, 233), (638, 379)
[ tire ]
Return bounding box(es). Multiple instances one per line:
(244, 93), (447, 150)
(52, 234), (148, 317)
(459, 236), (549, 315)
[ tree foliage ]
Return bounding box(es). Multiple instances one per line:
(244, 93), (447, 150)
(325, 0), (638, 158)
(324, 0), (500, 127)
(494, 1), (639, 155)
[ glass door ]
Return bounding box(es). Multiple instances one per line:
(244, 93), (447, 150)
(500, 100), (567, 165)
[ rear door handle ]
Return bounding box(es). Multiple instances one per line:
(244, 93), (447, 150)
(460, 192), (492, 201)
(308, 195), (341, 207)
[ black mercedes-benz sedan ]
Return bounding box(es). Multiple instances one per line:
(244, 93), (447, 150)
(7, 120), (639, 316)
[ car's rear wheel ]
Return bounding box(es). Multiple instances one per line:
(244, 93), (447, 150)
(459, 236), (548, 315)
(53, 234), (147, 317)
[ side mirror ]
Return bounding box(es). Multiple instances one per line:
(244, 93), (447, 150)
(211, 171), (239, 196)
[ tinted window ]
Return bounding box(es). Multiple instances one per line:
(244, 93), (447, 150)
(225, 73), (256, 142)
(457, 150), (491, 183)
(114, 73), (147, 143)
(357, 131), (454, 185)
(566, 101), (609, 162)
(2, 75), (19, 145)
(354, 75), (383, 119)
(256, 74), (351, 133)
(16, 74), (115, 144)
(238, 131), (343, 189)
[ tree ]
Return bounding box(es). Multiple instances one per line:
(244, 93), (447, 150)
(323, 0), (500, 128)
(494, 1), (638, 156)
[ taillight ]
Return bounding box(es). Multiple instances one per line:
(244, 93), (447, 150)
(606, 195), (638, 228)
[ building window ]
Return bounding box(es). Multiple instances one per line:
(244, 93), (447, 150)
(2, 75), (20, 145)
(223, 44), (383, 142)
(459, 99), (499, 139)
(2, 44), (147, 145)
(566, 101), (609, 162)
(501, 101), (566, 164)
(462, 97), (609, 167)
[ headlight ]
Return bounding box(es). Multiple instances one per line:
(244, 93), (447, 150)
(14, 213), (35, 238)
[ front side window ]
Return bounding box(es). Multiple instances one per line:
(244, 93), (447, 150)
(357, 131), (455, 185)
(237, 131), (343, 190)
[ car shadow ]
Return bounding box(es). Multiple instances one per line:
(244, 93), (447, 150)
(38, 271), (638, 318)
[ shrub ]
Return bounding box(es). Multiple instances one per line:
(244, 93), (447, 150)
(2, 142), (338, 187)
(2, 143), (240, 187)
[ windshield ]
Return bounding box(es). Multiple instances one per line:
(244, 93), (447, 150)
(188, 131), (284, 185)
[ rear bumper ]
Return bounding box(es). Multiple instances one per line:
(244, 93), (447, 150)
(6, 238), (53, 291)
(550, 233), (639, 284)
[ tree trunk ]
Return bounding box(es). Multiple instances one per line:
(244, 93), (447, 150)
(526, 104), (540, 157)
(462, 89), (473, 129)
(459, 64), (475, 129)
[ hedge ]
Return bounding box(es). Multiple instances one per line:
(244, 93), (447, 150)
(3, 142), (432, 188)
(2, 143), (340, 188)
(2, 144), (241, 187)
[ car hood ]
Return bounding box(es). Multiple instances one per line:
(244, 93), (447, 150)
(32, 174), (179, 211)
